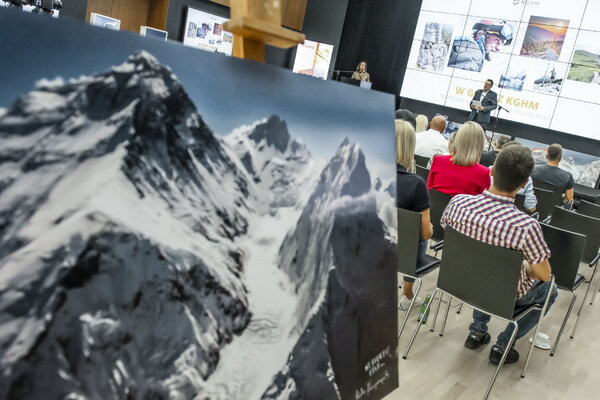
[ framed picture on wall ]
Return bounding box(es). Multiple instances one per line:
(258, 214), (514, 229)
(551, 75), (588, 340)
(90, 13), (121, 31)
(140, 26), (168, 41)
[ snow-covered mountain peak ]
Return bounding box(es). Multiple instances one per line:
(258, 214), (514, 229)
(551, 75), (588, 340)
(248, 115), (291, 153)
(223, 115), (319, 209)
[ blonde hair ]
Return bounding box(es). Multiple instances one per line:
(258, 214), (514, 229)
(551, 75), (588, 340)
(451, 121), (484, 166)
(415, 114), (428, 133)
(395, 120), (416, 172)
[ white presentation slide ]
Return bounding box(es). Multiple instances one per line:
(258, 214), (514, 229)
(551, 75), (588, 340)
(400, 0), (600, 140)
(292, 40), (334, 80)
(183, 7), (233, 56)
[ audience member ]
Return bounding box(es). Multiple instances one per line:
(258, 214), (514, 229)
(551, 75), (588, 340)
(415, 114), (429, 133)
(531, 143), (574, 204)
(480, 134), (511, 167)
(415, 115), (449, 159)
(395, 109), (416, 129)
(441, 144), (558, 365)
(502, 141), (537, 213)
(396, 120), (434, 310)
(427, 121), (490, 196)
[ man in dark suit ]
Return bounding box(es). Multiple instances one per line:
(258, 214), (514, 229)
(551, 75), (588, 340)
(469, 79), (498, 132)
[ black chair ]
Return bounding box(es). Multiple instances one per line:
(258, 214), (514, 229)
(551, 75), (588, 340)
(532, 187), (555, 222)
(397, 208), (441, 338)
(532, 179), (565, 213)
(428, 188), (453, 253)
(549, 206), (600, 338)
(402, 227), (554, 400)
(578, 199), (600, 219)
(415, 164), (430, 182)
(539, 223), (586, 356)
(414, 154), (431, 168)
(515, 193), (526, 211)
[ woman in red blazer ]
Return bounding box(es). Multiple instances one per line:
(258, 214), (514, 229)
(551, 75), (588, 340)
(427, 121), (491, 196)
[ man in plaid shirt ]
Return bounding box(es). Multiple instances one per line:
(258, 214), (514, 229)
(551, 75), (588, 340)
(441, 144), (558, 365)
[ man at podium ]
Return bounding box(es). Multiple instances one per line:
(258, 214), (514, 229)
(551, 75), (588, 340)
(468, 79), (497, 132)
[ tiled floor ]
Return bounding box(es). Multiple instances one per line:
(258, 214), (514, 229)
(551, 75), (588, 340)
(385, 266), (600, 399)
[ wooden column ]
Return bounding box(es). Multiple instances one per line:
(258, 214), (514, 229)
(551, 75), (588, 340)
(225, 0), (305, 63)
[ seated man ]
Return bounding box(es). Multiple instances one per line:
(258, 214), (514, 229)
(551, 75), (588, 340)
(480, 134), (510, 167)
(531, 143), (574, 204)
(502, 141), (537, 213)
(414, 115), (448, 159)
(441, 144), (558, 365)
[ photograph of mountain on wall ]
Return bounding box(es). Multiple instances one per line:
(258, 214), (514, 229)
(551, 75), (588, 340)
(520, 16), (569, 60)
(0, 9), (398, 400)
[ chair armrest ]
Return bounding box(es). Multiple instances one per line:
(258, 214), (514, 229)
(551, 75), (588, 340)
(542, 216), (551, 224)
(530, 212), (539, 220)
(430, 240), (444, 252)
(590, 254), (600, 268)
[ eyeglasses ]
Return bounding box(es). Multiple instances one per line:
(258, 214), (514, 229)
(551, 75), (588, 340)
(435, 113), (448, 120)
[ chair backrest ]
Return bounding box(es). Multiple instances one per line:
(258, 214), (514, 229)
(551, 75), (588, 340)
(550, 206), (600, 264)
(578, 199), (600, 219)
(514, 193), (526, 212)
(397, 207), (421, 276)
(533, 187), (554, 221)
(429, 188), (453, 242)
(532, 179), (564, 206)
(438, 227), (523, 319)
(540, 223), (586, 290)
(415, 165), (430, 182)
(414, 154), (430, 168)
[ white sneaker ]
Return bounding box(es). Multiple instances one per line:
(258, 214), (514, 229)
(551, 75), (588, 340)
(528, 332), (551, 350)
(398, 295), (422, 311)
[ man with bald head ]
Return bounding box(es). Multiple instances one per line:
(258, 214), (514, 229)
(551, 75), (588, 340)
(415, 115), (449, 159)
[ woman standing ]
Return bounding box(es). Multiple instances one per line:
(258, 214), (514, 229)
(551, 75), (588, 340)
(351, 61), (370, 82)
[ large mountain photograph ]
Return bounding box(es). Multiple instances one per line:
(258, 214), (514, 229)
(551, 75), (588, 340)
(0, 10), (398, 400)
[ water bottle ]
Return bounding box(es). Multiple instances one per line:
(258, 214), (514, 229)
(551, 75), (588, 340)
(417, 294), (431, 324)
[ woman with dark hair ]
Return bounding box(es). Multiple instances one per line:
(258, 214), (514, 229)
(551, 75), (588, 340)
(351, 60), (370, 82)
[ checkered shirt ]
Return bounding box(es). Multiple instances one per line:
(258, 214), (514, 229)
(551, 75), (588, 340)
(440, 190), (551, 299)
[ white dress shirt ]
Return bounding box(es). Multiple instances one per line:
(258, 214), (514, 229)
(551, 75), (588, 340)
(415, 128), (449, 159)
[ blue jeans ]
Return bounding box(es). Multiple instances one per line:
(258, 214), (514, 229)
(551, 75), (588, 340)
(469, 280), (558, 350)
(404, 239), (428, 283)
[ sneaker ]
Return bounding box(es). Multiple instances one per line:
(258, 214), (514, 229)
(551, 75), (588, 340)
(528, 332), (551, 350)
(398, 294), (422, 311)
(464, 331), (491, 350)
(489, 344), (519, 365)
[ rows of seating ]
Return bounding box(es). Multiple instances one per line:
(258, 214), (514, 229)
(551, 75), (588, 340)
(395, 109), (600, 400)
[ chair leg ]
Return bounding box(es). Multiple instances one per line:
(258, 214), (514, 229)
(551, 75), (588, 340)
(571, 267), (597, 339)
(484, 321), (519, 400)
(403, 288), (439, 360)
(439, 294), (452, 337)
(551, 290), (576, 356)
(457, 302), (463, 314)
(521, 276), (554, 378)
(430, 292), (443, 333)
(398, 278), (422, 339)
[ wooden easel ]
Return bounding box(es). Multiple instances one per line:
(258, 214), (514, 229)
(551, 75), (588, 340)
(224, 0), (305, 63)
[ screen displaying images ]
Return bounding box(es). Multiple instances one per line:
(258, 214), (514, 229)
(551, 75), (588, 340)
(182, 7), (233, 56)
(401, 0), (600, 141)
(89, 13), (120, 30)
(292, 40), (334, 80)
(140, 26), (168, 41)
